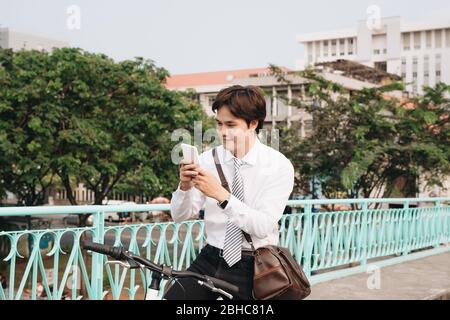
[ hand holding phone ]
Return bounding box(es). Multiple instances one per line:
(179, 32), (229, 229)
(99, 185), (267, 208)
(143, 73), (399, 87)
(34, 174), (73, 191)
(179, 144), (200, 191)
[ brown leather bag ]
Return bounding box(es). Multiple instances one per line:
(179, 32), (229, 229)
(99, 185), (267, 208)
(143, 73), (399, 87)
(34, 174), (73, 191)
(212, 148), (311, 300)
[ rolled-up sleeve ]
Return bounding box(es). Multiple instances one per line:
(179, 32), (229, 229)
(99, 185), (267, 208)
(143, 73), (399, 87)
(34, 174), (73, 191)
(222, 160), (294, 239)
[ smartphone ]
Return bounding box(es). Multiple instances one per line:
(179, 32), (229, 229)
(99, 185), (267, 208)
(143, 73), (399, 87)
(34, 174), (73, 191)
(181, 143), (200, 165)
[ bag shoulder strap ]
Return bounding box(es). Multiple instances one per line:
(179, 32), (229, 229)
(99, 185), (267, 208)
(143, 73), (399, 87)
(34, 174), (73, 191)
(212, 147), (255, 250)
(212, 147), (230, 193)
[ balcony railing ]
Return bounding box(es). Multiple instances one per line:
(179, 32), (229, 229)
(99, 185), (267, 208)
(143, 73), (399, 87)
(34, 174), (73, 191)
(0, 197), (449, 300)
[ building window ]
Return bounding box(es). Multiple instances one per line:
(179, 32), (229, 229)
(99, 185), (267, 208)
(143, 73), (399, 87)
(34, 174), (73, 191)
(323, 41), (329, 57)
(348, 38), (354, 55)
(401, 57), (407, 79)
(375, 61), (387, 72)
(331, 40), (337, 56)
(424, 55), (429, 85)
(435, 30), (442, 48)
(436, 53), (442, 68)
(413, 64), (418, 94)
(426, 31), (432, 49)
(303, 120), (313, 137)
(403, 33), (411, 50)
(446, 28), (450, 48)
(374, 49), (381, 55)
(207, 95), (215, 107)
(424, 72), (429, 87)
(436, 54), (442, 83)
(436, 70), (441, 83)
(339, 39), (345, 56)
(315, 41), (321, 58)
(412, 56), (418, 86)
(414, 32), (421, 50)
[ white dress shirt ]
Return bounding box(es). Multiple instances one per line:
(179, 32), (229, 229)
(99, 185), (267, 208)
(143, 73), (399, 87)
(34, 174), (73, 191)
(170, 138), (295, 250)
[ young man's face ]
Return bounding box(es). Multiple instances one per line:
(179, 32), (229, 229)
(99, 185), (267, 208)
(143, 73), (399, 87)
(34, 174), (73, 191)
(215, 106), (257, 155)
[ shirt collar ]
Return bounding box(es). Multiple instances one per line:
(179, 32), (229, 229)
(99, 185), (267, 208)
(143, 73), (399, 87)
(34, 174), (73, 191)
(221, 137), (261, 167)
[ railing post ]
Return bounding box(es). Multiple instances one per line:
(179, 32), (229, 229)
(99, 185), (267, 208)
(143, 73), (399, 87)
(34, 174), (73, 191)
(443, 201), (450, 245)
(360, 202), (368, 266)
(403, 201), (410, 256)
(303, 204), (312, 277)
(91, 211), (105, 300)
(434, 201), (442, 249)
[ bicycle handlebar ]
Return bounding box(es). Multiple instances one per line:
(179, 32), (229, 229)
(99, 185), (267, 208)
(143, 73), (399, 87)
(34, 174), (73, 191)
(84, 242), (239, 297)
(84, 242), (126, 260)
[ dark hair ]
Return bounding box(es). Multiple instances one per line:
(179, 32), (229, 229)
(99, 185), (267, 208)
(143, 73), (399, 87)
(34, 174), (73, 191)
(212, 85), (266, 134)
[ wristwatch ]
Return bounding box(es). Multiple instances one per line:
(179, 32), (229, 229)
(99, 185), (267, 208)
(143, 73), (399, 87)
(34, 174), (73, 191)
(217, 196), (229, 209)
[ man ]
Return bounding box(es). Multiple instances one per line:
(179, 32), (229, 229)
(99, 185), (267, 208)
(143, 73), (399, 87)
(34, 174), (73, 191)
(164, 85), (294, 300)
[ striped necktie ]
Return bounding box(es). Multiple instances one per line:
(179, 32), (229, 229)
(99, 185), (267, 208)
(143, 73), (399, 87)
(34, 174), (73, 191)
(222, 157), (244, 267)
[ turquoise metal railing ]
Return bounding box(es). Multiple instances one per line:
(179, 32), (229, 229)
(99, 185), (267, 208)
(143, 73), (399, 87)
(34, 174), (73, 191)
(0, 197), (449, 300)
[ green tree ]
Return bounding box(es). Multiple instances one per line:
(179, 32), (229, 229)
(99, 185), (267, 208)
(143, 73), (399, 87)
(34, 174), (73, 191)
(0, 49), (57, 205)
(0, 48), (213, 218)
(0, 48), (215, 299)
(272, 67), (450, 205)
(387, 83), (450, 196)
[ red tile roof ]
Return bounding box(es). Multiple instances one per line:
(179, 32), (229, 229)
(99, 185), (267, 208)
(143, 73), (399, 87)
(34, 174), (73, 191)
(166, 67), (288, 89)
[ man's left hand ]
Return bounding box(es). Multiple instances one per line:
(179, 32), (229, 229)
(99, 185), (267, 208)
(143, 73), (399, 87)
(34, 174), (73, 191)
(192, 168), (229, 203)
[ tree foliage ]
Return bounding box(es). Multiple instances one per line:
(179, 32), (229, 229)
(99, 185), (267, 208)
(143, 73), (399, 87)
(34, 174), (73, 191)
(0, 48), (213, 210)
(274, 67), (450, 201)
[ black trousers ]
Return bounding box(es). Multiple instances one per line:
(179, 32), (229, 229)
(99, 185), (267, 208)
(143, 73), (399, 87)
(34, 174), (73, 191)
(163, 244), (255, 300)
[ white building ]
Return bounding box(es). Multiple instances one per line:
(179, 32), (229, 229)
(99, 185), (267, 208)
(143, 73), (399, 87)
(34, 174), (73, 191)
(296, 17), (450, 95)
(166, 64), (399, 134)
(0, 27), (69, 51)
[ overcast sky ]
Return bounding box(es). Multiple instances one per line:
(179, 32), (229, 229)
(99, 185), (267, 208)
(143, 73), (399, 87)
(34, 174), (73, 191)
(1, 0), (449, 74)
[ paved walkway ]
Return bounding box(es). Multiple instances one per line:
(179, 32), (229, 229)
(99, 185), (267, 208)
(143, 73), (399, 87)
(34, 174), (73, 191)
(306, 251), (450, 300)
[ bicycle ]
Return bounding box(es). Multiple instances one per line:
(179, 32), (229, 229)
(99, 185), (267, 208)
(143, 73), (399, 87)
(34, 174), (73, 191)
(83, 242), (239, 300)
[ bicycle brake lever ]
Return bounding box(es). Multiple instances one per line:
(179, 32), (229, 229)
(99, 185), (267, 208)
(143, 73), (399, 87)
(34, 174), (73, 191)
(105, 258), (141, 269)
(105, 261), (131, 269)
(197, 280), (233, 300)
